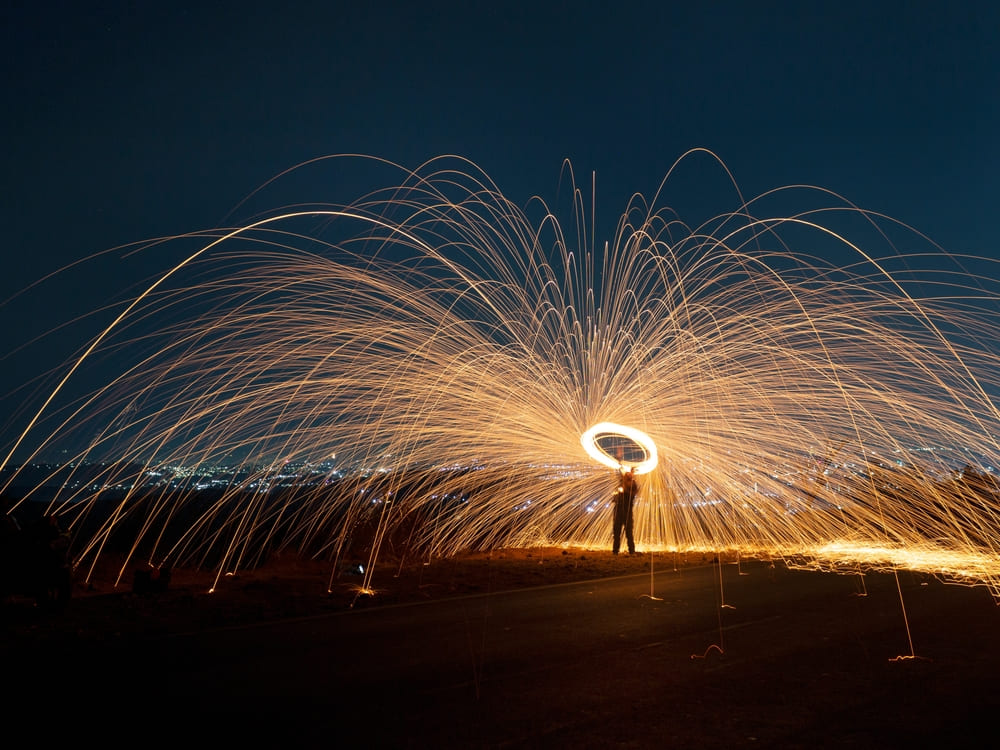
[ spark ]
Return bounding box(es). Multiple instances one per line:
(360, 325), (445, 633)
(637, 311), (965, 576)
(580, 421), (659, 474)
(3, 151), (1000, 597)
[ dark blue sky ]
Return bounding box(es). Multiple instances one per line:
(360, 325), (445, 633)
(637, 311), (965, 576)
(2, 0), (997, 447)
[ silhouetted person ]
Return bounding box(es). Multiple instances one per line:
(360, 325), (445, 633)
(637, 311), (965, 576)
(612, 451), (637, 555)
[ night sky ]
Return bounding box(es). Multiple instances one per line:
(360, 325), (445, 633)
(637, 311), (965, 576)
(2, 0), (997, 453)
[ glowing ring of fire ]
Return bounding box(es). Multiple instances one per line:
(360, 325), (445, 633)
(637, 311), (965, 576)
(580, 422), (658, 475)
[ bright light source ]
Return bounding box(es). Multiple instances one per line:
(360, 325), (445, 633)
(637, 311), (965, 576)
(581, 422), (658, 475)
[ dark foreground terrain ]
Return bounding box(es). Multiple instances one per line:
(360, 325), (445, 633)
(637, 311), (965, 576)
(4, 548), (1000, 748)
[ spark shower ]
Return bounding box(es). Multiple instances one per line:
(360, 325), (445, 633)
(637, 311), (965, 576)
(4, 151), (1000, 594)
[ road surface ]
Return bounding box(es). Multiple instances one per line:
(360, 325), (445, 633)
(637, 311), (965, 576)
(9, 560), (1000, 747)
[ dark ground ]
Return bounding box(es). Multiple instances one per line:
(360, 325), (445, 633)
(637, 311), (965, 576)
(4, 548), (1000, 747)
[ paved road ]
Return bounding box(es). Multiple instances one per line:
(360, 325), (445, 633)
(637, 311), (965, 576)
(12, 560), (1000, 747)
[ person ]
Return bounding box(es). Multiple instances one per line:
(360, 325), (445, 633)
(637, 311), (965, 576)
(612, 450), (638, 555)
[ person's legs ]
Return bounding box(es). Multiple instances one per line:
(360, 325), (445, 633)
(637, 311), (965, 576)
(612, 516), (622, 554)
(621, 499), (636, 554)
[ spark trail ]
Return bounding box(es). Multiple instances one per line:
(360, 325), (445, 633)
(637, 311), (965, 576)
(3, 152), (1000, 594)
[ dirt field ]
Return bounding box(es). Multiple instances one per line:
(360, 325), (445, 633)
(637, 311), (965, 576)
(4, 546), (710, 639)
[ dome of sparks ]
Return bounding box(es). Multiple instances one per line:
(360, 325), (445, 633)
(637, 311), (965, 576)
(4, 152), (1000, 595)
